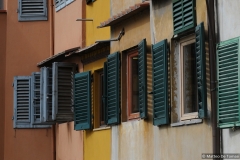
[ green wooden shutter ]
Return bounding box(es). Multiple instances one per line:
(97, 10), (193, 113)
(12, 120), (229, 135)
(138, 39), (147, 119)
(103, 62), (108, 124)
(18, 0), (47, 21)
(195, 22), (207, 118)
(74, 71), (92, 130)
(13, 76), (31, 128)
(217, 36), (240, 128)
(152, 39), (169, 126)
(106, 52), (120, 125)
(172, 0), (196, 35)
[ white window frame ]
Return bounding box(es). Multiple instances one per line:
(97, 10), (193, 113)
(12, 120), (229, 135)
(179, 34), (198, 121)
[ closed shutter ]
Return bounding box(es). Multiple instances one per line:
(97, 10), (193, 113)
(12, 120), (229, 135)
(172, 0), (196, 35)
(66, 0), (74, 5)
(74, 71), (91, 130)
(195, 23), (207, 118)
(217, 36), (240, 128)
(138, 39), (147, 119)
(152, 39), (169, 126)
(13, 76), (32, 128)
(40, 67), (55, 124)
(106, 52), (120, 125)
(18, 0), (47, 21)
(52, 62), (76, 122)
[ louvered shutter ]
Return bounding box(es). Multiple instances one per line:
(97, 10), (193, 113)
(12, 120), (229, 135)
(52, 62), (76, 122)
(66, 0), (74, 5)
(30, 72), (52, 127)
(74, 71), (91, 130)
(152, 39), (169, 126)
(195, 23), (207, 118)
(138, 39), (147, 119)
(55, 0), (66, 11)
(40, 67), (55, 124)
(172, 0), (196, 35)
(106, 52), (120, 125)
(103, 62), (108, 124)
(18, 0), (47, 21)
(217, 37), (240, 128)
(13, 76), (31, 128)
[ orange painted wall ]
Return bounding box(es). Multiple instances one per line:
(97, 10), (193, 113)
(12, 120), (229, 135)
(56, 122), (83, 160)
(54, 0), (84, 54)
(4, 0), (53, 160)
(0, 11), (7, 160)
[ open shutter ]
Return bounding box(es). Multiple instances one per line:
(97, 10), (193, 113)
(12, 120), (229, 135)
(52, 62), (76, 122)
(217, 37), (240, 128)
(138, 39), (147, 119)
(40, 67), (55, 124)
(172, 0), (196, 35)
(18, 0), (47, 21)
(195, 23), (207, 118)
(31, 72), (52, 127)
(152, 39), (169, 126)
(13, 76), (31, 128)
(74, 71), (91, 130)
(106, 52), (120, 125)
(103, 62), (108, 124)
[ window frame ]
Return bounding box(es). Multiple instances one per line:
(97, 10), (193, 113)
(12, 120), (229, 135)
(127, 48), (140, 120)
(179, 34), (198, 121)
(93, 69), (106, 128)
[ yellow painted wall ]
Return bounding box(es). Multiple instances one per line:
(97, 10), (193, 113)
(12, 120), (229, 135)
(86, 0), (110, 46)
(84, 0), (111, 159)
(83, 58), (111, 160)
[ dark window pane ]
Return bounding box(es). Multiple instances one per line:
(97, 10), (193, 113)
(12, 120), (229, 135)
(131, 56), (139, 113)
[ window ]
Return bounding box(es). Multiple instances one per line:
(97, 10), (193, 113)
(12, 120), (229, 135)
(179, 35), (198, 120)
(121, 39), (147, 122)
(0, 0), (3, 10)
(217, 36), (240, 129)
(18, 0), (48, 21)
(86, 0), (95, 5)
(172, 0), (196, 35)
(93, 69), (106, 128)
(55, 0), (75, 12)
(127, 49), (140, 119)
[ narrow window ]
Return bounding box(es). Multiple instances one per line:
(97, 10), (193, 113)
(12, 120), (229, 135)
(99, 72), (105, 126)
(127, 49), (140, 119)
(180, 35), (198, 120)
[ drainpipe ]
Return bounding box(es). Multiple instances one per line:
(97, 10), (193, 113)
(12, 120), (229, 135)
(205, 0), (220, 158)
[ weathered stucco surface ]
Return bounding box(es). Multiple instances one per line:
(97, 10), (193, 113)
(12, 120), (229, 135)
(0, 11), (6, 160)
(111, 0), (212, 159)
(217, 0), (240, 155)
(54, 0), (83, 54)
(110, 0), (142, 16)
(4, 0), (53, 159)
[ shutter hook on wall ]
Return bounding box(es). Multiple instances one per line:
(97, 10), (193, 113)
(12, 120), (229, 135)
(95, 28), (125, 43)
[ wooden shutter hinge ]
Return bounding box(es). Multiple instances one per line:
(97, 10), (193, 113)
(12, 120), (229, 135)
(210, 80), (218, 92)
(12, 116), (14, 120)
(12, 82), (14, 87)
(91, 74), (94, 82)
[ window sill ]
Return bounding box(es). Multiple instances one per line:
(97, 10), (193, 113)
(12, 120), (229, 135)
(93, 126), (111, 132)
(171, 119), (202, 127)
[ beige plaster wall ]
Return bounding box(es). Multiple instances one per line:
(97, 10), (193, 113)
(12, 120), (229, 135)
(4, 0), (53, 159)
(110, 0), (142, 16)
(111, 0), (212, 159)
(54, 0), (83, 54)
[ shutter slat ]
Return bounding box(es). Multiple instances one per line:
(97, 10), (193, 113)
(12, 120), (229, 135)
(106, 52), (120, 125)
(217, 36), (240, 128)
(152, 39), (169, 126)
